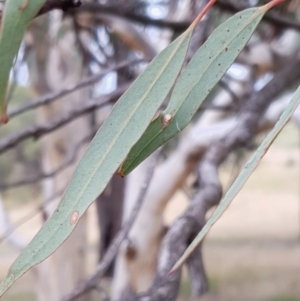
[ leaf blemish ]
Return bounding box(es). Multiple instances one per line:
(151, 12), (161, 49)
(70, 211), (79, 225)
(19, 0), (29, 11)
(162, 114), (173, 127)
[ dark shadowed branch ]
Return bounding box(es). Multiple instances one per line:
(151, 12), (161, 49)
(186, 244), (208, 296)
(74, 3), (191, 31)
(38, 0), (82, 15)
(2, 0), (300, 35)
(72, 1), (300, 33)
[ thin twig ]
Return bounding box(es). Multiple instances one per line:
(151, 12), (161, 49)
(0, 83), (130, 154)
(3, 0), (300, 34)
(218, 79), (240, 106)
(7, 60), (141, 120)
(59, 150), (161, 301)
(72, 1), (300, 33)
(0, 135), (91, 191)
(38, 0), (82, 15)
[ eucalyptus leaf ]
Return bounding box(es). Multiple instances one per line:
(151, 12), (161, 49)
(119, 3), (276, 176)
(0, 0), (46, 123)
(171, 85), (300, 272)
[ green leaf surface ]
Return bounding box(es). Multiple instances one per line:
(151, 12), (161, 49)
(171, 85), (300, 271)
(0, 0), (46, 123)
(119, 5), (270, 177)
(0, 20), (196, 296)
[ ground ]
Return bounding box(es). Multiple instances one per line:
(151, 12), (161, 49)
(1, 124), (300, 301)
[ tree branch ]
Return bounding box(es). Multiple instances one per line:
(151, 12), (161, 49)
(38, 0), (82, 15)
(0, 133), (91, 191)
(2, 0), (300, 35)
(71, 1), (300, 33)
(186, 244), (208, 296)
(7, 60), (142, 121)
(0, 83), (130, 154)
(72, 3), (191, 31)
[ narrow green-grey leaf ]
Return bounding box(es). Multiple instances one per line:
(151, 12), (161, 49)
(0, 0), (46, 123)
(119, 5), (269, 176)
(0, 24), (195, 296)
(171, 85), (300, 272)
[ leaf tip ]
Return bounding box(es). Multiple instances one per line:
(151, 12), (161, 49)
(117, 168), (125, 178)
(168, 261), (181, 275)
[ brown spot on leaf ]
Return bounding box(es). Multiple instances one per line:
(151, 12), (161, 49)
(161, 114), (173, 127)
(70, 211), (79, 225)
(19, 0), (29, 11)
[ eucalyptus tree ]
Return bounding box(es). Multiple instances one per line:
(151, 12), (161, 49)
(0, 0), (300, 300)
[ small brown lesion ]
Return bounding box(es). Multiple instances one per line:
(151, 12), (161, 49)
(161, 114), (173, 127)
(19, 0), (29, 11)
(69, 211), (79, 225)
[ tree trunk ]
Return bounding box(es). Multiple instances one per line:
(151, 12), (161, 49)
(28, 14), (90, 301)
